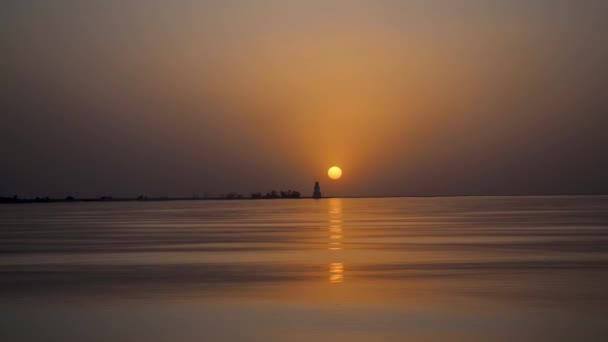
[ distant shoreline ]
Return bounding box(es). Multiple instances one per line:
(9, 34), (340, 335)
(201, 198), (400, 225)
(0, 196), (306, 204)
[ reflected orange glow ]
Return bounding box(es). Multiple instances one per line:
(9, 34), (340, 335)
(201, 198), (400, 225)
(329, 262), (344, 284)
(328, 198), (343, 252)
(328, 199), (344, 283)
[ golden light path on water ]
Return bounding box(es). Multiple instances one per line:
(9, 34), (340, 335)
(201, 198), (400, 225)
(328, 198), (344, 283)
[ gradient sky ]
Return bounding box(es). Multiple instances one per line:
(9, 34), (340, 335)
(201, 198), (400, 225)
(2, 0), (608, 197)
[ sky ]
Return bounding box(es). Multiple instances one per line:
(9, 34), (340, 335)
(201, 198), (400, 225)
(2, 0), (608, 198)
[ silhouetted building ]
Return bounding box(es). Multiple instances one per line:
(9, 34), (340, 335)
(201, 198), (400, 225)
(313, 181), (322, 199)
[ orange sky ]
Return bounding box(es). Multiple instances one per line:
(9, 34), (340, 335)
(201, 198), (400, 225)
(2, 1), (608, 197)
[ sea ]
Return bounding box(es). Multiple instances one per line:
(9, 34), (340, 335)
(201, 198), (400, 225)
(1, 196), (607, 341)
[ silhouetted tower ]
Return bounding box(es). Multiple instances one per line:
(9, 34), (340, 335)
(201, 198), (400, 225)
(313, 181), (322, 199)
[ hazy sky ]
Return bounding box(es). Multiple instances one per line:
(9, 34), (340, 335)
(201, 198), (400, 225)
(2, 0), (608, 197)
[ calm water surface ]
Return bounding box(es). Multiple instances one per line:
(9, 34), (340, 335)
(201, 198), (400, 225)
(1, 197), (608, 341)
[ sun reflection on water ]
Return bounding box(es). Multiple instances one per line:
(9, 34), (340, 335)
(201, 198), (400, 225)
(328, 198), (344, 283)
(329, 262), (344, 283)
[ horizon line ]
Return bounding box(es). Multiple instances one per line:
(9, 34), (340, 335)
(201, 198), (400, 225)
(2, 193), (608, 204)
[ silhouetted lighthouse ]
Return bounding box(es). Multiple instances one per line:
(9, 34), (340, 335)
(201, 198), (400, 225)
(313, 181), (322, 199)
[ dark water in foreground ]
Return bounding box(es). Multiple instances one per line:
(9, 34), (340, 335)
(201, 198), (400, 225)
(1, 197), (608, 341)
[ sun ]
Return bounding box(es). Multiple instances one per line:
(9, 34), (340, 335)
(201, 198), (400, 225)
(328, 166), (342, 180)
